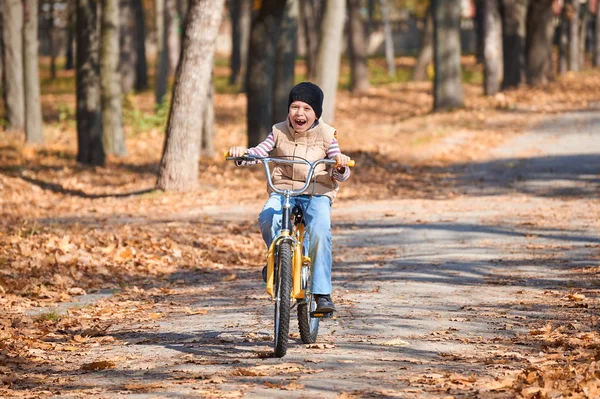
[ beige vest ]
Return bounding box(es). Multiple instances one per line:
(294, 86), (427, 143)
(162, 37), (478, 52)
(268, 119), (339, 201)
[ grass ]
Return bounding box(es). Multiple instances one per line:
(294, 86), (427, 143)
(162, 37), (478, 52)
(37, 310), (61, 322)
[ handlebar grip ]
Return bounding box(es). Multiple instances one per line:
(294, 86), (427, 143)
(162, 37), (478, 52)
(348, 160), (355, 167)
(223, 150), (230, 159)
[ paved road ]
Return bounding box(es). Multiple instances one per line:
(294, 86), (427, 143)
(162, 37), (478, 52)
(54, 111), (599, 398)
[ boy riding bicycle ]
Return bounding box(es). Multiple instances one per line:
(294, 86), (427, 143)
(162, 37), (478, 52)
(229, 82), (351, 314)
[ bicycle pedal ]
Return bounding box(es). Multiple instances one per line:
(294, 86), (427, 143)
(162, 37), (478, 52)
(310, 311), (333, 318)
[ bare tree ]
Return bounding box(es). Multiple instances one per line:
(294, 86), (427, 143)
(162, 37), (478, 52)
(501, 0), (528, 89)
(579, 1), (590, 69)
(157, 0), (225, 191)
(166, 0), (180, 75)
(314, 0), (345, 123)
(559, 3), (569, 73)
(246, 0), (286, 146)
(101, 0), (126, 156)
(432, 0), (464, 111)
(526, 0), (554, 86)
(483, 0), (502, 95)
(595, 0), (600, 66)
(228, 0), (252, 86)
(120, 0), (137, 93)
(380, 0), (396, 77)
(65, 0), (75, 70)
(567, 0), (581, 71)
(1, 0), (25, 132)
(348, 0), (370, 92)
(76, 0), (104, 166)
(133, 0), (148, 90)
(299, 0), (318, 80)
(273, 0), (298, 124)
(155, 0), (169, 104)
(24, 0), (44, 143)
(412, 6), (433, 82)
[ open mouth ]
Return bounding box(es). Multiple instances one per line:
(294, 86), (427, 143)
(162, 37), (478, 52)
(294, 119), (307, 128)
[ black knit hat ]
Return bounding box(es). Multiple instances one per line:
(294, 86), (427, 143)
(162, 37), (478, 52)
(288, 82), (324, 119)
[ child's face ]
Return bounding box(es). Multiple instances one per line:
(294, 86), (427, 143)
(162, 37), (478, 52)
(288, 101), (316, 132)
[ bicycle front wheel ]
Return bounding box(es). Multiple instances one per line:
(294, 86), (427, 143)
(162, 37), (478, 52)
(297, 264), (319, 344)
(273, 241), (293, 358)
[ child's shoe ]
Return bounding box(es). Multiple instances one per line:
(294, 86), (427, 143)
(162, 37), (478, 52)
(314, 294), (336, 313)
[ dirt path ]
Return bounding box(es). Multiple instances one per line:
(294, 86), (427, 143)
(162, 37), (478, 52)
(34, 110), (600, 398)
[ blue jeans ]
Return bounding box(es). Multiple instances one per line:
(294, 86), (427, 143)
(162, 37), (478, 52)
(258, 193), (332, 295)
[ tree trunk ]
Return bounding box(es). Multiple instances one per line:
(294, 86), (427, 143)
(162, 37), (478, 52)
(299, 0), (318, 80)
(348, 0), (370, 92)
(133, 0), (148, 90)
(201, 76), (215, 157)
(1, 0), (25, 132)
(49, 5), (57, 80)
(0, 2), (3, 89)
(155, 0), (169, 104)
(228, 0), (252, 86)
(579, 2), (590, 69)
(474, 0), (485, 63)
(380, 0), (396, 77)
(526, 0), (554, 86)
(432, 0), (464, 111)
(65, 26), (75, 70)
(245, 0), (286, 147)
(177, 0), (189, 21)
(484, 0), (502, 95)
(272, 0), (298, 124)
(120, 0), (136, 93)
(595, 1), (600, 66)
(559, 4), (569, 73)
(101, 0), (126, 156)
(567, 0), (581, 71)
(77, 0), (104, 165)
(23, 0), (44, 144)
(314, 0), (345, 123)
(166, 0), (180, 75)
(412, 6), (433, 82)
(157, 0), (225, 191)
(501, 0), (527, 89)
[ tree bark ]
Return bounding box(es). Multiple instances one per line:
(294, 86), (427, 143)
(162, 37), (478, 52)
(1, 0), (25, 132)
(412, 6), (433, 82)
(314, 0), (345, 123)
(49, 4), (57, 80)
(432, 0), (465, 111)
(559, 4), (569, 73)
(157, 0), (225, 191)
(380, 0), (396, 77)
(101, 0), (126, 156)
(500, 0), (528, 89)
(595, 1), (600, 66)
(155, 0), (169, 104)
(272, 0), (298, 124)
(526, 0), (554, 86)
(299, 0), (318, 80)
(0, 2), (3, 89)
(201, 76), (215, 157)
(228, 0), (252, 86)
(245, 0), (286, 147)
(76, 0), (104, 166)
(23, 0), (44, 144)
(133, 0), (148, 90)
(484, 0), (502, 95)
(567, 0), (581, 71)
(475, 0), (485, 63)
(348, 0), (370, 92)
(120, 0), (136, 93)
(166, 0), (180, 75)
(579, 2), (589, 69)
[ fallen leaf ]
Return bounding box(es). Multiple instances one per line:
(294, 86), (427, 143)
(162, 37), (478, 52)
(81, 360), (116, 371)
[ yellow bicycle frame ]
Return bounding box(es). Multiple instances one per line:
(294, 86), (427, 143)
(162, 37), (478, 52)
(265, 225), (307, 300)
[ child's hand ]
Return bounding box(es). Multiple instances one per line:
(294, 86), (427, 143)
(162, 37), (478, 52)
(229, 146), (247, 157)
(335, 154), (350, 170)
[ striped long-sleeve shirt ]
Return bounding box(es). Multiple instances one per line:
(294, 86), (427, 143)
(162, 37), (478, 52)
(240, 131), (351, 182)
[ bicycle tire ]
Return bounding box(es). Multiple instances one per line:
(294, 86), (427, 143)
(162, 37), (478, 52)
(273, 241), (293, 357)
(297, 261), (320, 344)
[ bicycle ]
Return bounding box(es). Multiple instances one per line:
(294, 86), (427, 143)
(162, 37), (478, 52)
(225, 153), (354, 357)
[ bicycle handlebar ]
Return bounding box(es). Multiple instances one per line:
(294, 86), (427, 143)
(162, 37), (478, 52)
(225, 153), (355, 196)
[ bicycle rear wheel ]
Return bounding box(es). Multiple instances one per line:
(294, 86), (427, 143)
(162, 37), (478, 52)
(273, 241), (293, 357)
(297, 261), (320, 344)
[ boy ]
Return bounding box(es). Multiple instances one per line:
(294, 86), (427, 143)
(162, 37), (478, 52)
(229, 82), (351, 313)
